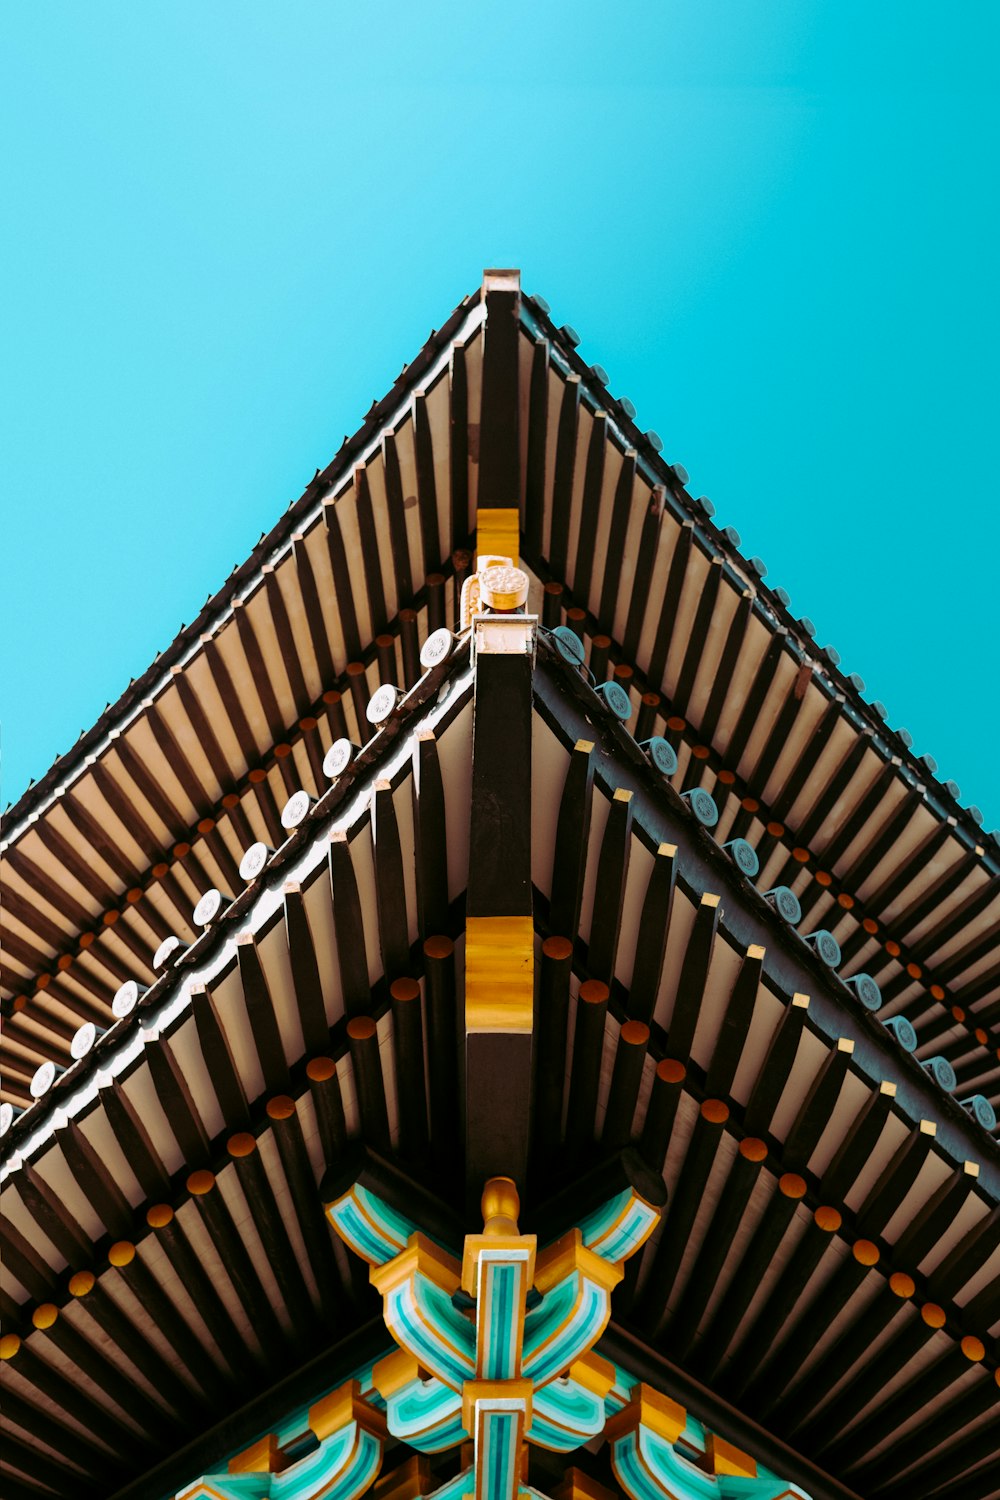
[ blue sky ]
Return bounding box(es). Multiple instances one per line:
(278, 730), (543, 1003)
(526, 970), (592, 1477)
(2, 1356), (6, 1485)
(3, 3), (997, 827)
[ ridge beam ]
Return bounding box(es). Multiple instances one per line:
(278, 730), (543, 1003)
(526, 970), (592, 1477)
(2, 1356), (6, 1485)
(465, 611), (536, 1203)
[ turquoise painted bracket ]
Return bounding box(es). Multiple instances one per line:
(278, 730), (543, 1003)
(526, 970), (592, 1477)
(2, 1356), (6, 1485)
(576, 1189), (661, 1264)
(177, 1411), (384, 1500)
(383, 1376), (465, 1452)
(382, 1264), (477, 1389)
(611, 1417), (809, 1500)
(327, 1184), (422, 1266)
(325, 1177), (660, 1472)
(527, 1376), (606, 1450)
(521, 1259), (616, 1387)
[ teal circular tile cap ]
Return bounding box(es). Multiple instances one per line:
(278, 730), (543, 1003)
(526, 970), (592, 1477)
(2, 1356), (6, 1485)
(961, 1094), (997, 1131)
(845, 973), (882, 1012)
(641, 736), (678, 778)
(724, 838), (760, 877)
(682, 787), (719, 827)
(921, 1055), (958, 1092)
(806, 929), (841, 968)
(551, 625), (587, 667)
(883, 1015), (918, 1052)
(596, 680), (632, 721)
(323, 738), (355, 780)
(765, 885), (802, 924)
(367, 684), (399, 725)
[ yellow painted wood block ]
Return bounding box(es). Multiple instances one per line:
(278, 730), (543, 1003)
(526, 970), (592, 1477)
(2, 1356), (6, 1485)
(465, 915), (534, 1033)
(476, 507), (520, 565)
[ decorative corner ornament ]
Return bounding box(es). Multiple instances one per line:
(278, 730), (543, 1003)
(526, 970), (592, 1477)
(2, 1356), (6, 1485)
(460, 556), (530, 629)
(325, 1174), (661, 1500)
(176, 1379), (387, 1500)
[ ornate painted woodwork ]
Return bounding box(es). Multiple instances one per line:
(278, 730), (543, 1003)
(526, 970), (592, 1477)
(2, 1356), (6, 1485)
(2, 271), (997, 1500)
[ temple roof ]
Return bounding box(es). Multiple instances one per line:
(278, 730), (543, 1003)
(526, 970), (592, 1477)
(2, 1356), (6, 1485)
(1, 271), (997, 1500)
(2, 274), (997, 1106)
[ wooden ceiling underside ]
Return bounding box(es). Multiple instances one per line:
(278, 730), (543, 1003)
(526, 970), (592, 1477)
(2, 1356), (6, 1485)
(1, 657), (997, 1500)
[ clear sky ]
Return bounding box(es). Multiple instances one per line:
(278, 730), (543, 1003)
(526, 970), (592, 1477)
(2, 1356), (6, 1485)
(3, 2), (997, 829)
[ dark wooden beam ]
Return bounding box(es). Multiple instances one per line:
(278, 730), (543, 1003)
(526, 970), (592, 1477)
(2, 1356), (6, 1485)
(382, 432), (414, 606)
(1, 1336), (146, 1460)
(143, 1028), (211, 1164)
(105, 1240), (230, 1402)
(68, 1264), (202, 1420)
(572, 412), (607, 608)
(145, 1202), (253, 1377)
(742, 994), (810, 1138)
(548, 375), (581, 584)
(548, 738), (595, 948)
(672, 556), (723, 717)
(16, 1162), (94, 1270)
(766, 1253), (911, 1428)
(413, 392), (442, 576)
(328, 831), (371, 1017)
(352, 464), (388, 635)
(643, 1097), (731, 1331)
(29, 1301), (173, 1440)
(534, 936), (574, 1163)
(637, 1059), (686, 1174)
(389, 977), (429, 1159)
(587, 789), (633, 987)
(282, 883), (330, 1055)
(622, 488), (665, 666)
(305, 1056), (348, 1168)
(465, 645), (534, 1198)
(265, 1094), (345, 1329)
(478, 271), (521, 512)
(56, 1117), (134, 1240)
(347, 1017), (391, 1152)
(602, 1021), (650, 1149)
(323, 496), (362, 663)
(100, 1075), (173, 1201)
(646, 522), (694, 689)
(586, 447), (634, 631)
(626, 843), (678, 1025)
(2, 1426), (100, 1497)
(664, 892), (721, 1061)
(565, 979), (610, 1152)
(412, 731), (450, 940)
(225, 1132), (315, 1331)
(291, 531), (335, 689)
(235, 931), (291, 1094)
(371, 781), (410, 984)
(599, 1322), (867, 1500)
(0, 1379), (118, 1483)
(422, 936), (459, 1171)
(450, 342), (470, 545)
(691, 1170), (810, 1382)
(186, 1168), (288, 1359)
(873, 1379), (1000, 1500)
(667, 1137), (770, 1361)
